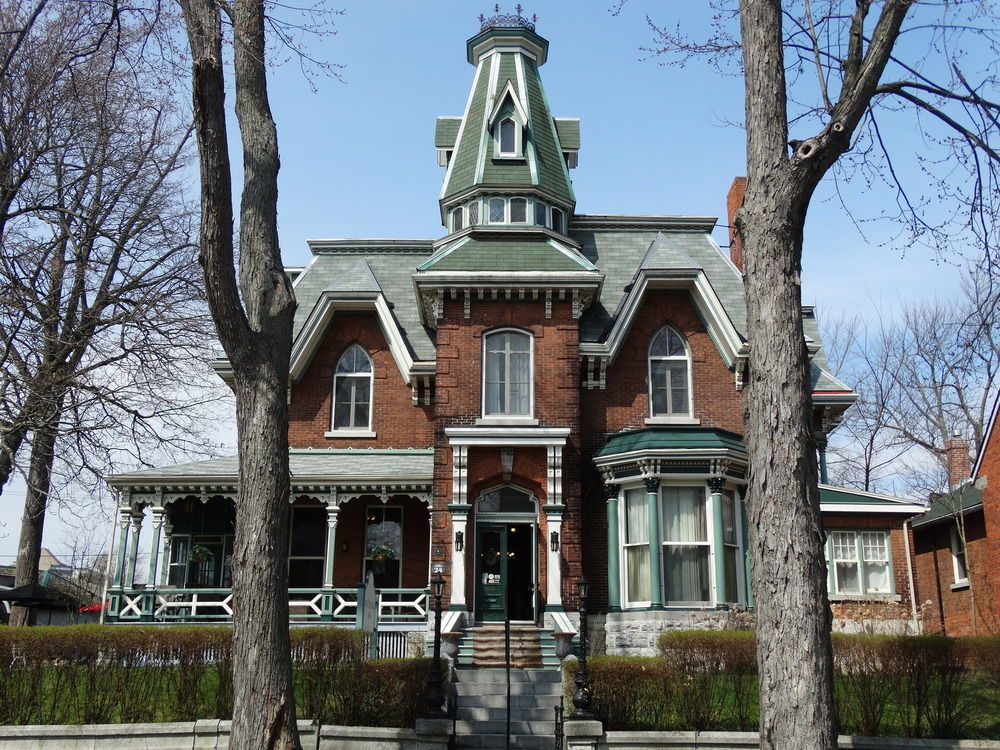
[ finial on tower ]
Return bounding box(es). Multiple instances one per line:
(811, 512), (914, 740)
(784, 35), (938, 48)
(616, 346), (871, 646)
(480, 5), (536, 32)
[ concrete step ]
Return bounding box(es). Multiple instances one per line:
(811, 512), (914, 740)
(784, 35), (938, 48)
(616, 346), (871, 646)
(454, 668), (562, 684)
(455, 693), (563, 709)
(454, 719), (554, 735)
(455, 681), (561, 697)
(454, 733), (554, 750)
(457, 706), (560, 722)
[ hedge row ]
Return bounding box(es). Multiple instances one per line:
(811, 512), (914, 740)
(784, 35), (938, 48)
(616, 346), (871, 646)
(0, 625), (432, 727)
(564, 631), (1000, 738)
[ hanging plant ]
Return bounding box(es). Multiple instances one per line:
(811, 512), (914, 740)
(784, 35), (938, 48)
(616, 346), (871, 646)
(189, 545), (213, 564)
(369, 544), (396, 562)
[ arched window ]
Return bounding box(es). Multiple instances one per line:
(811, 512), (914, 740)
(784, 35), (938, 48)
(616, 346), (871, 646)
(452, 205), (464, 232)
(648, 325), (691, 417)
(333, 344), (373, 431)
(483, 329), (532, 417)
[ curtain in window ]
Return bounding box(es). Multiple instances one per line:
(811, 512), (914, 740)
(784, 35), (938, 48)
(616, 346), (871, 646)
(861, 532), (889, 593)
(624, 488), (650, 603)
(663, 487), (709, 602)
(484, 331), (530, 416)
(832, 531), (860, 593)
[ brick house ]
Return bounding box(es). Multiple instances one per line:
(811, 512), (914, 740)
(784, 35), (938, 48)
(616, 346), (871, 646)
(103, 15), (926, 653)
(913, 396), (1000, 635)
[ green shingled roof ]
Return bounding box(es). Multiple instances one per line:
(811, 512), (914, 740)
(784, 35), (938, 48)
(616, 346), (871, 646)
(293, 244), (436, 361)
(912, 484), (981, 527)
(107, 448), (434, 485)
(435, 117), (461, 149)
(418, 234), (598, 273)
(441, 31), (574, 204)
(596, 426), (748, 458)
(554, 119), (580, 150)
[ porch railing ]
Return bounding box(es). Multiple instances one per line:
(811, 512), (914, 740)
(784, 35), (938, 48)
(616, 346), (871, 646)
(107, 586), (429, 625)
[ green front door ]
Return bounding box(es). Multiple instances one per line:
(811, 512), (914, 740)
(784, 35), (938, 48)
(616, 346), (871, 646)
(476, 523), (534, 622)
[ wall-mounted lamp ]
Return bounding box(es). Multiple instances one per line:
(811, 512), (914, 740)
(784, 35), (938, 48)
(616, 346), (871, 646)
(550, 531), (560, 553)
(455, 531), (464, 552)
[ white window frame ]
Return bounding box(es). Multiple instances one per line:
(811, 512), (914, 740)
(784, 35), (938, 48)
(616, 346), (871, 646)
(481, 328), (534, 421)
(647, 325), (693, 422)
(621, 486), (652, 608)
(487, 197), (507, 224)
(661, 485), (712, 605)
(451, 205), (464, 232)
(551, 207), (564, 234)
(329, 343), (375, 437)
(496, 115), (522, 158)
(827, 529), (894, 597)
(719, 489), (744, 604)
(950, 525), (969, 586)
(534, 200), (548, 227)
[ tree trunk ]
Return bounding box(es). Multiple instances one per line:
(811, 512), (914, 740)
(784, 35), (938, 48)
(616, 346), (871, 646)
(9, 427), (58, 627)
(739, 1), (836, 747)
(180, 0), (299, 747)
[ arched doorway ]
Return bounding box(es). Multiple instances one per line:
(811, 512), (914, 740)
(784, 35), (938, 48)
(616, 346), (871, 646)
(474, 485), (538, 622)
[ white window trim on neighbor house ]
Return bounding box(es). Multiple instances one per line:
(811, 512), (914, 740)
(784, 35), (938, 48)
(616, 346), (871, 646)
(827, 529), (897, 599)
(328, 343), (376, 438)
(479, 328), (536, 425)
(950, 525), (969, 589)
(646, 324), (698, 425)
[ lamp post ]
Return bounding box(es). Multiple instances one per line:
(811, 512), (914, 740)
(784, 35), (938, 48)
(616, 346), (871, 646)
(424, 570), (447, 718)
(570, 576), (593, 720)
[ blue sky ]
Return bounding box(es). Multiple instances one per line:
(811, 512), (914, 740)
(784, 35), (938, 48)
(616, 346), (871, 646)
(0, 2), (970, 563)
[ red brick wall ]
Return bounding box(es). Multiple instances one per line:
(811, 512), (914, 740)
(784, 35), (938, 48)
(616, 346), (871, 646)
(330, 494), (430, 589)
(913, 514), (994, 635)
(726, 177), (747, 272)
(288, 312), (434, 448)
(578, 290), (745, 606)
(430, 297), (582, 607)
(980, 419), (1000, 631)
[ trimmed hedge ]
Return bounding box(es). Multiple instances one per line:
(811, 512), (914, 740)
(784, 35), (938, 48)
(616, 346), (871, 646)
(566, 630), (1000, 738)
(0, 625), (430, 727)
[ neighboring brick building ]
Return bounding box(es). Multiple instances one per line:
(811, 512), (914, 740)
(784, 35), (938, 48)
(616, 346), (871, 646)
(102, 15), (926, 651)
(914, 398), (1000, 635)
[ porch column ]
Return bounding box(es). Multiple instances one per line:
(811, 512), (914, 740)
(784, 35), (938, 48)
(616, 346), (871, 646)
(644, 476), (663, 609)
(124, 509), (144, 588)
(816, 435), (829, 484)
(605, 483), (621, 612)
(323, 503), (339, 588)
(708, 478), (727, 605)
(145, 506), (166, 589)
(543, 505), (564, 610)
(449, 504), (470, 610)
(112, 506), (132, 587)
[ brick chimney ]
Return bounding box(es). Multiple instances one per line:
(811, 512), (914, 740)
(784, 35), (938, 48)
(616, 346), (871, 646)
(726, 177), (747, 272)
(946, 435), (971, 489)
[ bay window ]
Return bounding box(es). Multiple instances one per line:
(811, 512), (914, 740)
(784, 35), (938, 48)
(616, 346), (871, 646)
(624, 487), (650, 605)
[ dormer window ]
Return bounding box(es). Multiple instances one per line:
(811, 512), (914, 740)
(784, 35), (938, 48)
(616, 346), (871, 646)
(499, 117), (517, 155)
(332, 344), (373, 433)
(649, 325), (691, 417)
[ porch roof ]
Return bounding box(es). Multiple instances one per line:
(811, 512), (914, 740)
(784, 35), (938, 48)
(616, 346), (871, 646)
(106, 448), (434, 488)
(595, 426), (748, 458)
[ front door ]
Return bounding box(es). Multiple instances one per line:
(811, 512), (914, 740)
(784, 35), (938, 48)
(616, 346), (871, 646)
(476, 523), (534, 621)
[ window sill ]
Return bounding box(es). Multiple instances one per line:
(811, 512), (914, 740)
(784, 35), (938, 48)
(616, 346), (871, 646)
(950, 581), (970, 591)
(324, 430), (376, 439)
(475, 417), (539, 427)
(828, 593), (901, 602)
(645, 416), (700, 426)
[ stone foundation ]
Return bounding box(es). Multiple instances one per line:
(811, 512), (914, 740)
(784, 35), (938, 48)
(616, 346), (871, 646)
(602, 609), (745, 656)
